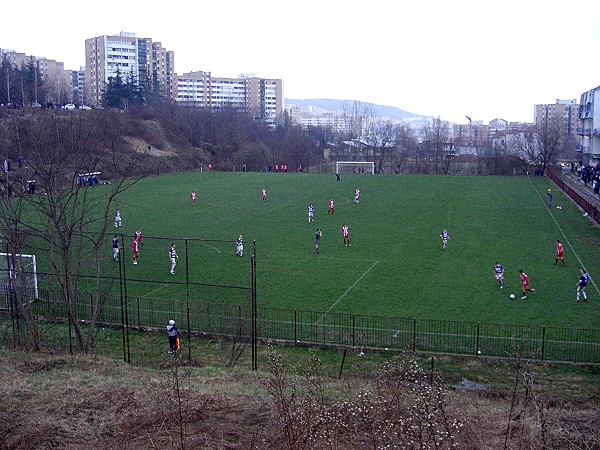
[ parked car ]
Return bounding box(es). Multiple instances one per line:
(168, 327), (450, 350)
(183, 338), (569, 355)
(61, 103), (76, 110)
(79, 105), (92, 110)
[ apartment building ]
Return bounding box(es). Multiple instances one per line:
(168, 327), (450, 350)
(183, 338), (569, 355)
(0, 48), (72, 105)
(577, 86), (600, 165)
(175, 72), (282, 125)
(85, 32), (174, 106)
(534, 99), (580, 151)
(71, 67), (86, 106)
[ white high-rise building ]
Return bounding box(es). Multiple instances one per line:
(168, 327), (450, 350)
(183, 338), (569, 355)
(175, 72), (282, 125)
(85, 32), (174, 106)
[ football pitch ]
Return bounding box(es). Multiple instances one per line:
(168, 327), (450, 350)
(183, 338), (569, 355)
(93, 171), (599, 330)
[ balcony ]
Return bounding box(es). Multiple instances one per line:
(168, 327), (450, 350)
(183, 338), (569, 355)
(576, 144), (590, 152)
(576, 127), (592, 135)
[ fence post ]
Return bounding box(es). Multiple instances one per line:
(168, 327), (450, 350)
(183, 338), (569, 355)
(412, 318), (417, 352)
(541, 326), (546, 362)
(294, 309), (297, 342)
(136, 297), (141, 327)
(238, 304), (242, 336)
(476, 322), (480, 355)
(352, 314), (356, 349)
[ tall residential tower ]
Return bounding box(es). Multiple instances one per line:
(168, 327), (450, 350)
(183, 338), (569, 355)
(85, 32), (174, 106)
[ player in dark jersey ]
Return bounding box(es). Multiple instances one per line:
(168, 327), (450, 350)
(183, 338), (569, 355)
(112, 235), (120, 262)
(493, 262), (504, 289)
(576, 269), (589, 302)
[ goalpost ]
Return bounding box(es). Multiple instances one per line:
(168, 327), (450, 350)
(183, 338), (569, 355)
(0, 253), (39, 308)
(336, 161), (375, 175)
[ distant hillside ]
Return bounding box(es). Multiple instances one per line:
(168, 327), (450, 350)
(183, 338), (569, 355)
(285, 98), (428, 121)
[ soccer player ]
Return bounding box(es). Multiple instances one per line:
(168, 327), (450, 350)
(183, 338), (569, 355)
(493, 261), (504, 289)
(315, 229), (322, 254)
(307, 204), (314, 222)
(354, 188), (361, 203)
(262, 188), (267, 202)
(554, 239), (566, 266)
(342, 223), (351, 246)
(134, 228), (144, 246)
(169, 243), (178, 275)
(327, 198), (334, 214)
(547, 189), (553, 208)
(440, 228), (449, 250)
(132, 237), (140, 265)
(191, 191), (197, 205)
(236, 235), (243, 257)
(519, 270), (535, 299)
(114, 209), (122, 227)
(576, 269), (589, 302)
(112, 235), (120, 262)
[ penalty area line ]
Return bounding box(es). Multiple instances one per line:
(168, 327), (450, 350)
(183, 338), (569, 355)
(316, 260), (379, 325)
(528, 175), (600, 296)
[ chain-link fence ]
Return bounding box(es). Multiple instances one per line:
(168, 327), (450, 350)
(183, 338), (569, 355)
(2, 285), (599, 365)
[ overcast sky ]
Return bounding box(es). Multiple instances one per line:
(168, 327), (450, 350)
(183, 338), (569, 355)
(2, 0), (599, 123)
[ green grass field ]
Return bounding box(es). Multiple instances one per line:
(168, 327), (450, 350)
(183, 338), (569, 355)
(80, 172), (600, 330)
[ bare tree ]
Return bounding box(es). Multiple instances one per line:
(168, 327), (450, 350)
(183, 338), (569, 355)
(366, 118), (397, 172)
(0, 112), (150, 352)
(514, 118), (564, 176)
(339, 101), (376, 160)
(420, 117), (452, 174)
(393, 123), (417, 173)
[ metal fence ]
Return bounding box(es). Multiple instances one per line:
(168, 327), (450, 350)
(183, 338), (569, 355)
(2, 288), (599, 365)
(548, 170), (600, 226)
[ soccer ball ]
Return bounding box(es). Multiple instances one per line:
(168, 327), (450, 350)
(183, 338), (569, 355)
(509, 294), (515, 300)
(557, 206), (562, 210)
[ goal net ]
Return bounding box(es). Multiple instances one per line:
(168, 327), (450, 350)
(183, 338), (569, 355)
(0, 253), (39, 308)
(336, 161), (375, 175)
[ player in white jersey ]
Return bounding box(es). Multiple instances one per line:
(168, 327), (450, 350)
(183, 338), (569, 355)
(169, 244), (178, 275)
(236, 235), (243, 256)
(493, 261), (504, 289)
(354, 188), (360, 203)
(440, 228), (449, 250)
(307, 204), (314, 222)
(114, 209), (122, 227)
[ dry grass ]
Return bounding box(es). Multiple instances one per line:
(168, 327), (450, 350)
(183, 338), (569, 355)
(0, 349), (598, 449)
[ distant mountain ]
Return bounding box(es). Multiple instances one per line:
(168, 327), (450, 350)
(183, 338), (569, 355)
(285, 98), (429, 121)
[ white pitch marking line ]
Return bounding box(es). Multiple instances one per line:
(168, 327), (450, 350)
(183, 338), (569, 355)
(529, 176), (599, 296)
(140, 284), (169, 298)
(316, 260), (380, 325)
(198, 242), (221, 253)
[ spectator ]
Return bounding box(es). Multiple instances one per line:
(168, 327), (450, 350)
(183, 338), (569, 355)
(166, 320), (179, 352)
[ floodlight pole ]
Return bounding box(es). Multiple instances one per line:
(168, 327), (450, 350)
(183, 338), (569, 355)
(120, 232), (130, 363)
(185, 238), (191, 364)
(251, 240), (257, 371)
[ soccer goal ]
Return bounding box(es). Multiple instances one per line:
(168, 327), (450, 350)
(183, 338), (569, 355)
(0, 253), (39, 308)
(336, 161), (375, 175)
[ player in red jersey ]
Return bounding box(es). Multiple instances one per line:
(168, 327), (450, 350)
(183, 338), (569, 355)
(519, 270), (535, 299)
(554, 239), (566, 266)
(132, 237), (140, 265)
(341, 223), (351, 246)
(327, 198), (334, 214)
